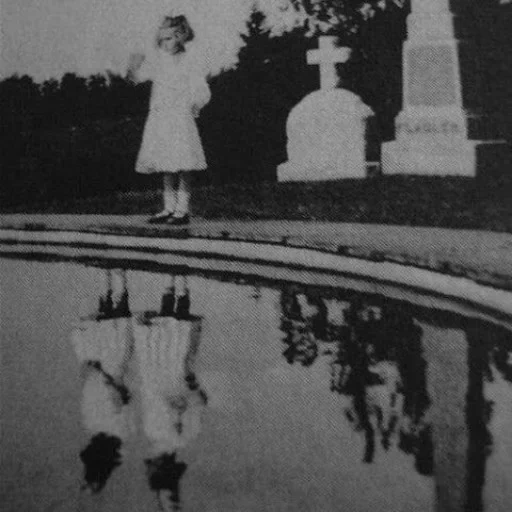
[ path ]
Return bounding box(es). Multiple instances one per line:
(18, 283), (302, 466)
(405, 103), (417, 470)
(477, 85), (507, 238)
(1, 214), (512, 291)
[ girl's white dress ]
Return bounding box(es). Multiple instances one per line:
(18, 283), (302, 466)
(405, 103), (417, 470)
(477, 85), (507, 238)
(135, 315), (206, 454)
(71, 316), (135, 439)
(136, 48), (211, 174)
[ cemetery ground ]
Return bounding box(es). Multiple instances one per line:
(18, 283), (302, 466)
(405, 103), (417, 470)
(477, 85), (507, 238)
(2, 174), (512, 231)
(2, 174), (512, 293)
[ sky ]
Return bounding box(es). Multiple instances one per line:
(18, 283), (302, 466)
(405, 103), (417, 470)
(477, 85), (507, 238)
(0, 0), (391, 83)
(6, 0), (509, 83)
(1, 1), (94, 81)
(1, 0), (185, 82)
(0, 0), (255, 83)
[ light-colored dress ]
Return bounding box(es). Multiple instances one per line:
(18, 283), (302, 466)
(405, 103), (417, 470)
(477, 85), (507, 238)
(71, 316), (135, 439)
(136, 48), (211, 174)
(135, 315), (206, 454)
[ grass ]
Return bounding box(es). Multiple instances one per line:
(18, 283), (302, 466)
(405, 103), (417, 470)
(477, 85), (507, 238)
(3, 176), (512, 233)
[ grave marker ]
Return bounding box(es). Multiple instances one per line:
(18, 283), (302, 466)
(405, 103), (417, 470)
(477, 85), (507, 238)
(278, 37), (373, 182)
(382, 0), (510, 177)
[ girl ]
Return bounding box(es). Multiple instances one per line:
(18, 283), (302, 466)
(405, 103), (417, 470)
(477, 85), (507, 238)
(128, 15), (211, 225)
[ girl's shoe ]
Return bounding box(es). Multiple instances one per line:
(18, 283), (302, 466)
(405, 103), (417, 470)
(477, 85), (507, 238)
(148, 210), (174, 224)
(145, 452), (187, 510)
(174, 293), (190, 319)
(167, 214), (190, 226)
(160, 287), (176, 316)
(80, 433), (123, 494)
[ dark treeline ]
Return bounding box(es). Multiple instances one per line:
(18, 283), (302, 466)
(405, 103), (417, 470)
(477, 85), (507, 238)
(0, 73), (152, 206)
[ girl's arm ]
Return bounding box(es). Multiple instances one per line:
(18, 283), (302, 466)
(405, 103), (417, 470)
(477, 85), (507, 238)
(126, 52), (146, 83)
(191, 77), (212, 118)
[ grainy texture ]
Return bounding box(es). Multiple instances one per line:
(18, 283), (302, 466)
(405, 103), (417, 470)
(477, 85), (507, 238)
(2, 1), (512, 512)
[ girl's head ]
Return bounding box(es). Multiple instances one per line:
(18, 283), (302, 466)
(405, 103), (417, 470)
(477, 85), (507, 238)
(156, 15), (194, 54)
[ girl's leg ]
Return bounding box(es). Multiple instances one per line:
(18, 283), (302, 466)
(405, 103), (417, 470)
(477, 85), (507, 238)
(148, 174), (178, 223)
(163, 173), (179, 213)
(174, 172), (191, 219)
(174, 275), (190, 319)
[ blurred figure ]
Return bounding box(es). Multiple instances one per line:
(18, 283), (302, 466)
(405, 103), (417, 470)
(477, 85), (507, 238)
(355, 355), (403, 452)
(324, 298), (351, 344)
(330, 302), (405, 463)
(296, 292), (328, 341)
(280, 287), (319, 367)
(282, 320), (319, 367)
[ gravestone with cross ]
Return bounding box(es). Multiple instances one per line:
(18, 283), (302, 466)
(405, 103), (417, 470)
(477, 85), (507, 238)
(278, 36), (373, 182)
(382, 0), (511, 177)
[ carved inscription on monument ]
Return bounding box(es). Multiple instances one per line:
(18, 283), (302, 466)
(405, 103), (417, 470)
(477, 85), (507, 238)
(397, 118), (464, 136)
(406, 45), (458, 107)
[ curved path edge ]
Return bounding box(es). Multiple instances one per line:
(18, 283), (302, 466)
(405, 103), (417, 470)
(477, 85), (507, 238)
(1, 226), (512, 329)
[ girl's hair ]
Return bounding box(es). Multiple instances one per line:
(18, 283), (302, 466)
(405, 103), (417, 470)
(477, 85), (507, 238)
(155, 15), (195, 49)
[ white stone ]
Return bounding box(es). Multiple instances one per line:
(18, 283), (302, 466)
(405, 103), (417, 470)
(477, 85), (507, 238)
(306, 36), (351, 90)
(382, 0), (480, 177)
(382, 138), (477, 177)
(278, 89), (373, 182)
(411, 0), (450, 13)
(408, 0), (455, 40)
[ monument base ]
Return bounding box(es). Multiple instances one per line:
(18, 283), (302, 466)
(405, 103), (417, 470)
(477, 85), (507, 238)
(382, 138), (477, 176)
(277, 160), (367, 183)
(382, 139), (511, 178)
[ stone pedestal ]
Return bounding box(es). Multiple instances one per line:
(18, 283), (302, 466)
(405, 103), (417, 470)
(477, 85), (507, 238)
(382, 0), (510, 177)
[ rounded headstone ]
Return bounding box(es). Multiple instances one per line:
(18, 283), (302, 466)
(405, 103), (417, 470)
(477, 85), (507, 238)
(278, 88), (373, 182)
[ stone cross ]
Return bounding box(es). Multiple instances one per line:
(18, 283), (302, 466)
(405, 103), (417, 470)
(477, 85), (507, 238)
(307, 35), (351, 90)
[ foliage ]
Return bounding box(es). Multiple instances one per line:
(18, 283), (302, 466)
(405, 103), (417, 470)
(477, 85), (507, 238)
(0, 72), (151, 205)
(256, 0), (406, 39)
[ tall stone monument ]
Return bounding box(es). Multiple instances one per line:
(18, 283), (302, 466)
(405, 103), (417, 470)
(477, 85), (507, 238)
(278, 36), (373, 182)
(382, 0), (509, 177)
